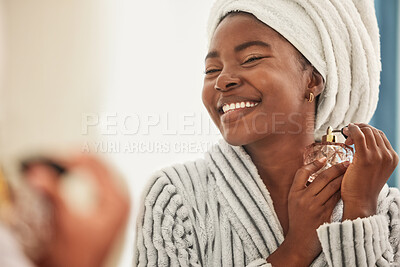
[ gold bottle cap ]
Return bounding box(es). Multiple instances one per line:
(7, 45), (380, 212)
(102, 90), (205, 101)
(322, 126), (337, 142)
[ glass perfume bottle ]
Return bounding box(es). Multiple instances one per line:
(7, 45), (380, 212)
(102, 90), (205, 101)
(303, 126), (354, 186)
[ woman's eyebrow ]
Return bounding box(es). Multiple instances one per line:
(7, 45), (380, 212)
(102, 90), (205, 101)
(205, 40), (271, 61)
(234, 40), (271, 52)
(205, 51), (219, 61)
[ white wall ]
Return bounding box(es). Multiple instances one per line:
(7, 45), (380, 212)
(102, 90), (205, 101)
(0, 0), (117, 162)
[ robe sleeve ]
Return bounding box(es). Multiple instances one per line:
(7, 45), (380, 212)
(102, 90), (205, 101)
(317, 187), (400, 266)
(134, 174), (203, 267)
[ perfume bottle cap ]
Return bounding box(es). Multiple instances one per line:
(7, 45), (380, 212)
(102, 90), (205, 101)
(322, 126), (337, 142)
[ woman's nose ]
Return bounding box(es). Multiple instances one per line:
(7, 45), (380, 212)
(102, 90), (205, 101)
(214, 72), (241, 91)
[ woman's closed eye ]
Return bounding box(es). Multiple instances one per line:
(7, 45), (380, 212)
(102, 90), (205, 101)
(204, 55), (268, 75)
(242, 56), (266, 64)
(204, 68), (221, 75)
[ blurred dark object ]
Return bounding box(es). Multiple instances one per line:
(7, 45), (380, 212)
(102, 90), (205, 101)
(21, 158), (67, 176)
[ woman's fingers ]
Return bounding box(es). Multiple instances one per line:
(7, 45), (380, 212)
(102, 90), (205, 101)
(314, 175), (343, 205)
(345, 123), (390, 151)
(323, 190), (342, 212)
(344, 136), (353, 146)
(307, 162), (348, 195)
(292, 157), (327, 191)
(346, 123), (367, 156)
(355, 123), (385, 149)
(372, 127), (397, 155)
(378, 130), (394, 151)
(371, 128), (386, 148)
(346, 123), (398, 168)
(360, 126), (377, 150)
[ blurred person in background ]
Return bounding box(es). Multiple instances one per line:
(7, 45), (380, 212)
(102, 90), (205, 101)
(0, 155), (130, 267)
(0, 1), (130, 266)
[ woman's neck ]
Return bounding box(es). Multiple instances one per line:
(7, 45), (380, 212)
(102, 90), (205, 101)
(243, 133), (315, 198)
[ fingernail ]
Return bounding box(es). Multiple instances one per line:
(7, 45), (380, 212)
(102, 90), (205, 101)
(343, 161), (350, 167)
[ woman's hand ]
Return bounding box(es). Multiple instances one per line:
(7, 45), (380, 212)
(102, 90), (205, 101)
(341, 123), (399, 220)
(267, 159), (349, 267)
(23, 154), (130, 267)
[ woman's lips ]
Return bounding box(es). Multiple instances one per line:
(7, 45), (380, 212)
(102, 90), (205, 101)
(220, 103), (259, 124)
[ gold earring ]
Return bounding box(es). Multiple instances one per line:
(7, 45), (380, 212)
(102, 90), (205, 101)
(308, 92), (314, 103)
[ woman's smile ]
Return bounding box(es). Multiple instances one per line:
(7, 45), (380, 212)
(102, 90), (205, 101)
(220, 101), (260, 123)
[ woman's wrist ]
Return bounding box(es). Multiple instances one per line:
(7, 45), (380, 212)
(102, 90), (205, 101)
(267, 238), (310, 267)
(342, 200), (377, 221)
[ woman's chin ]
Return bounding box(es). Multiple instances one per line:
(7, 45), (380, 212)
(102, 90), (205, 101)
(222, 133), (255, 147)
(222, 130), (274, 147)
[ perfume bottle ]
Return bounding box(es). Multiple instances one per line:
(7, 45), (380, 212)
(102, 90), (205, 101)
(303, 126), (354, 186)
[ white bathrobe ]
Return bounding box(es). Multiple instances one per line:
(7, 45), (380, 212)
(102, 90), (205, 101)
(134, 139), (400, 266)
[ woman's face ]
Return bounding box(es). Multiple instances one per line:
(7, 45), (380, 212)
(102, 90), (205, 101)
(202, 13), (316, 146)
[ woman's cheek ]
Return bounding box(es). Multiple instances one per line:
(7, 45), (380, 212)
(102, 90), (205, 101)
(201, 85), (215, 112)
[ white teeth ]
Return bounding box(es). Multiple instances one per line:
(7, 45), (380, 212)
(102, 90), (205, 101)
(221, 101), (260, 114)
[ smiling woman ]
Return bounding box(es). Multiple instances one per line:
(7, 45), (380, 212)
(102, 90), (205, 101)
(202, 13), (323, 147)
(134, 1), (400, 266)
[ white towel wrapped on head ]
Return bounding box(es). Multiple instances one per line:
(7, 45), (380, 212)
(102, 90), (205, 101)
(207, 0), (381, 139)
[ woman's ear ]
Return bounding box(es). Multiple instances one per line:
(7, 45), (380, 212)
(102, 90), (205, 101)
(308, 68), (325, 97)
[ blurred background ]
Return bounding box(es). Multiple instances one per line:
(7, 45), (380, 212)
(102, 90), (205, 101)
(0, 0), (398, 266)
